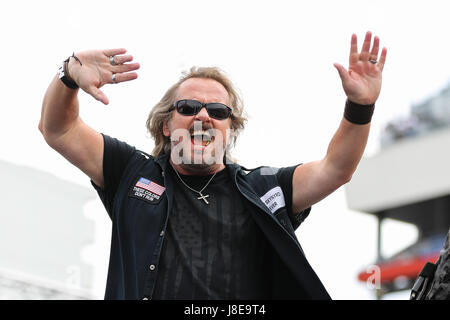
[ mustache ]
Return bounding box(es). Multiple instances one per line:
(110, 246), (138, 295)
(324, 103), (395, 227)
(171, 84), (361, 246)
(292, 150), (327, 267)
(188, 121), (214, 134)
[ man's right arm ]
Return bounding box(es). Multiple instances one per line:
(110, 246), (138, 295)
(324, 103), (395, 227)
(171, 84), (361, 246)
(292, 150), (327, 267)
(39, 74), (105, 187)
(38, 49), (140, 189)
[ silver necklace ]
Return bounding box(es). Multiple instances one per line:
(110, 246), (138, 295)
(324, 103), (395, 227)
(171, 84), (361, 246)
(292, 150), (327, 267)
(171, 165), (218, 204)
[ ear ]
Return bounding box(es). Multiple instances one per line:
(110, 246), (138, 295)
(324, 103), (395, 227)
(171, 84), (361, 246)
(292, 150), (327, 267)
(163, 118), (171, 137)
(163, 119), (171, 137)
(225, 127), (237, 147)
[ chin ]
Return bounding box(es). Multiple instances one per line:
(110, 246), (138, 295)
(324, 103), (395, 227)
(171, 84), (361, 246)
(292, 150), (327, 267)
(171, 144), (225, 174)
(178, 162), (217, 175)
(172, 140), (223, 162)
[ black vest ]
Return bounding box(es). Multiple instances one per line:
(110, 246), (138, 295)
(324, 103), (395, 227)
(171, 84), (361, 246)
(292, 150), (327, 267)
(98, 151), (331, 300)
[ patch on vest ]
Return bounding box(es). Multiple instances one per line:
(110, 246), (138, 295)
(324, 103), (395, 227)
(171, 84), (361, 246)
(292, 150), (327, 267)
(260, 186), (286, 214)
(128, 177), (166, 204)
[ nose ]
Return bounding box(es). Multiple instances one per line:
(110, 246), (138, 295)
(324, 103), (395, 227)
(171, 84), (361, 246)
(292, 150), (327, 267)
(194, 106), (211, 122)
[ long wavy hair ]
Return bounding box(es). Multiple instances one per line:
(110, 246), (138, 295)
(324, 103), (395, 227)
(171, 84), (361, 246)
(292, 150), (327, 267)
(146, 66), (247, 158)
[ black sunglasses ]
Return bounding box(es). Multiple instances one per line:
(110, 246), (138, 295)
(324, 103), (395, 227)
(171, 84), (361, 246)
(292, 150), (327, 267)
(169, 99), (232, 120)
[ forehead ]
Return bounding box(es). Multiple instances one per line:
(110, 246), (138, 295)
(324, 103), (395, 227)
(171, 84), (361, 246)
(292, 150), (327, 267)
(176, 78), (229, 105)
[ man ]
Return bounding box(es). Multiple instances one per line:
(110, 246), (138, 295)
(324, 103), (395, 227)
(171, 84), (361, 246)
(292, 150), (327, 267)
(410, 229), (450, 300)
(39, 31), (387, 300)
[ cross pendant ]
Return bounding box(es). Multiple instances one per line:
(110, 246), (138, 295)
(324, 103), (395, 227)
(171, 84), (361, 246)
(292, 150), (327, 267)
(197, 193), (210, 204)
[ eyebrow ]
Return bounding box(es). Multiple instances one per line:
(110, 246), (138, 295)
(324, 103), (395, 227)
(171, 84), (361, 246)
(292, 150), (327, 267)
(181, 98), (228, 105)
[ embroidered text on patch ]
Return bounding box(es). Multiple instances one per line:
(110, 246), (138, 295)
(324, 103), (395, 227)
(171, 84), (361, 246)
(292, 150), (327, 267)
(260, 186), (286, 214)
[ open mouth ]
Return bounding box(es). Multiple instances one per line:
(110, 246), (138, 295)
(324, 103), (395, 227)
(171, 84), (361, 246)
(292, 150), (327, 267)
(190, 130), (214, 147)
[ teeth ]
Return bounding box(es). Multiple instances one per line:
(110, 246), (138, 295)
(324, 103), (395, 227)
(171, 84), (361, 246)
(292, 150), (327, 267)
(191, 130), (212, 141)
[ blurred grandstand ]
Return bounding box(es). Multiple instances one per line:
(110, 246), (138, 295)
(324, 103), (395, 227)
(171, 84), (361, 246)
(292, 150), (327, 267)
(381, 81), (450, 148)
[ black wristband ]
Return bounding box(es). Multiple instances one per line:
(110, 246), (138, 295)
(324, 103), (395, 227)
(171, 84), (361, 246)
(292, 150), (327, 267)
(58, 55), (80, 90)
(343, 99), (375, 125)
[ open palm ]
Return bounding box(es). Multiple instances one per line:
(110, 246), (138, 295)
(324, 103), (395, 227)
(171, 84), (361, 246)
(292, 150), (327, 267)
(67, 48), (140, 105)
(334, 32), (387, 105)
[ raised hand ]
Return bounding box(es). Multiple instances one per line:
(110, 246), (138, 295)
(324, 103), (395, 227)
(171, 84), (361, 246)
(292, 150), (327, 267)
(67, 48), (140, 105)
(334, 31), (387, 105)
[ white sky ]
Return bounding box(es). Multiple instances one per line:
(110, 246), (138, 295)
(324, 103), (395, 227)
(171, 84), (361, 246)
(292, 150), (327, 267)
(1, 0), (449, 299)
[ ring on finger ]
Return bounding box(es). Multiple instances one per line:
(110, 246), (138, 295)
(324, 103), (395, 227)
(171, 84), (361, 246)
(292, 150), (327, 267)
(112, 73), (118, 84)
(369, 59), (377, 64)
(110, 55), (118, 66)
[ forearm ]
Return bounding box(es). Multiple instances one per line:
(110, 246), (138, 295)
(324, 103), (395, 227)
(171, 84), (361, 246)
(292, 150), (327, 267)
(323, 116), (370, 181)
(324, 30), (385, 179)
(39, 74), (80, 142)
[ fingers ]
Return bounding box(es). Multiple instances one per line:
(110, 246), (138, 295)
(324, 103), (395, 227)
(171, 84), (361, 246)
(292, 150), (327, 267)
(110, 72), (139, 84)
(348, 31), (386, 69)
(105, 52), (140, 74)
(109, 54), (134, 66)
(88, 86), (109, 105)
(359, 31), (372, 61)
(370, 36), (380, 62)
(103, 48), (127, 57)
(378, 47), (388, 71)
(102, 49), (140, 84)
(112, 62), (140, 74)
(333, 63), (349, 83)
(349, 34), (359, 65)
(86, 71), (138, 105)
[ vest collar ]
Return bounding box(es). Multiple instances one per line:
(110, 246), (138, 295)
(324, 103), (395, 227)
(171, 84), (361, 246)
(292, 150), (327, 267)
(155, 152), (244, 178)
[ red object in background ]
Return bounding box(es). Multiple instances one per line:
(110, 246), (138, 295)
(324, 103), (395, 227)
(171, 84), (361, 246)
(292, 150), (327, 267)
(358, 253), (439, 284)
(358, 234), (445, 286)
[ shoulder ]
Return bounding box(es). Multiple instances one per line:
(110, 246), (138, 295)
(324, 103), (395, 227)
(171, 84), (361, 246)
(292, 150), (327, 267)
(125, 148), (159, 171)
(231, 163), (283, 189)
(235, 163), (298, 182)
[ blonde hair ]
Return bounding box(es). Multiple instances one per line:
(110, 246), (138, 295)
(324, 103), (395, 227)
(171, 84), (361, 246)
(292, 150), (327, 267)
(146, 66), (247, 158)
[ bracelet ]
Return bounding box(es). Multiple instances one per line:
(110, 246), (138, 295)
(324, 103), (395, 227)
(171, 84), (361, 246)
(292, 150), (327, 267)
(58, 53), (82, 90)
(70, 52), (83, 66)
(343, 99), (375, 125)
(62, 58), (79, 89)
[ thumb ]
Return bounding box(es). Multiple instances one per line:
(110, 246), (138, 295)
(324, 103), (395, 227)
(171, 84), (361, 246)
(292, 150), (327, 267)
(88, 86), (109, 105)
(333, 63), (350, 83)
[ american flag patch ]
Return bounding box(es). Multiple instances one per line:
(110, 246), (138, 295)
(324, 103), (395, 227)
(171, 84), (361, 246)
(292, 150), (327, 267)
(135, 177), (165, 196)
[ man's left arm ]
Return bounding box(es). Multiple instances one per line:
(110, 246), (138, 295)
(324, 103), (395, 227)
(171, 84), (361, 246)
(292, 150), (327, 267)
(291, 31), (387, 214)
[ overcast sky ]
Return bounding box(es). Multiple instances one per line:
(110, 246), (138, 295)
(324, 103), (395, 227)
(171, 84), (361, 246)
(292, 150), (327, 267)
(1, 0), (449, 299)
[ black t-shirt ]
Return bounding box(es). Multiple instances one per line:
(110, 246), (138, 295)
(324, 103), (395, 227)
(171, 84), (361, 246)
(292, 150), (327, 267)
(97, 134), (302, 299)
(152, 164), (272, 299)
